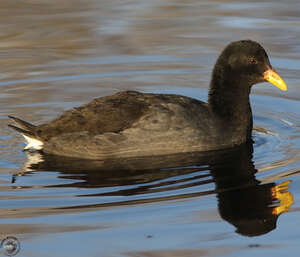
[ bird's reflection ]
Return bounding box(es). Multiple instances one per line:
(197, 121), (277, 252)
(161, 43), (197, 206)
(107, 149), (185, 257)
(16, 141), (293, 237)
(210, 142), (293, 236)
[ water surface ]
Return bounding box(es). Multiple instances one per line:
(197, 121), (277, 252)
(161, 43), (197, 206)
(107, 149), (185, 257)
(0, 0), (300, 256)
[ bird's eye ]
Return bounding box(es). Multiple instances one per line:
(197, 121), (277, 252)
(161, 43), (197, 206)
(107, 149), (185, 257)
(248, 57), (258, 64)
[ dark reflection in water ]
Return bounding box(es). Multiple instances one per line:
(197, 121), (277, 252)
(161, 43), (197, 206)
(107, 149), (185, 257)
(16, 140), (293, 237)
(211, 143), (292, 237)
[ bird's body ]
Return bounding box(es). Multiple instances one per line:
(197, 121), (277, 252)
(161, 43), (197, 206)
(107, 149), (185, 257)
(9, 40), (287, 159)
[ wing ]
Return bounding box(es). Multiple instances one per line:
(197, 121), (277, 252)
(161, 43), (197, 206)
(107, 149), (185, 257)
(38, 91), (150, 140)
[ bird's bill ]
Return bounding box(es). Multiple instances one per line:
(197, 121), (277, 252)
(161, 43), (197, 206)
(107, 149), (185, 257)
(264, 69), (287, 91)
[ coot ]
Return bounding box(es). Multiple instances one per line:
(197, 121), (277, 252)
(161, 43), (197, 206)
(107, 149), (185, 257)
(9, 40), (287, 159)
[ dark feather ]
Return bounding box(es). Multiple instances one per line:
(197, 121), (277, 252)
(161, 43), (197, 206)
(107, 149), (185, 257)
(8, 124), (35, 138)
(8, 115), (36, 131)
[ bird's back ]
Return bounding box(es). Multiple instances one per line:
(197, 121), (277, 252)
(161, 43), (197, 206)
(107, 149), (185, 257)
(39, 91), (214, 159)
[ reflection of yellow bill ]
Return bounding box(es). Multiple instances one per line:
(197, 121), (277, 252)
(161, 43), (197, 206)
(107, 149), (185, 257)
(272, 180), (293, 215)
(264, 69), (287, 91)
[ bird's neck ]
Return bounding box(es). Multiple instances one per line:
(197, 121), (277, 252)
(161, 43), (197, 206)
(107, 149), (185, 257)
(208, 65), (253, 139)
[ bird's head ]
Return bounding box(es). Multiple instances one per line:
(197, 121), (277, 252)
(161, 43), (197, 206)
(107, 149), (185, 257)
(214, 40), (287, 91)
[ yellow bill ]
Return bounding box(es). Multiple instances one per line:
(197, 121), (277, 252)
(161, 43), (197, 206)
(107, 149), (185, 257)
(264, 69), (287, 91)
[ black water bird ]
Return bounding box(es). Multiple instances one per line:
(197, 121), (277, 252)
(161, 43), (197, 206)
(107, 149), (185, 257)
(9, 40), (287, 159)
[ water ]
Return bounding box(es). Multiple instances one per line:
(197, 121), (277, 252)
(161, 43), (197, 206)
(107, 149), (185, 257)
(0, 0), (300, 256)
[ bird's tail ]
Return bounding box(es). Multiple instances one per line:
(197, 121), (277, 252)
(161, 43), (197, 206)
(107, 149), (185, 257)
(8, 116), (44, 150)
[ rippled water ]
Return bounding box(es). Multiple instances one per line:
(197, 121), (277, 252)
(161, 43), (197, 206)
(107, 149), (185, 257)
(0, 0), (300, 256)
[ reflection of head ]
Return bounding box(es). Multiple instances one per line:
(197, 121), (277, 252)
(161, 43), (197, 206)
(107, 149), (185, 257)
(210, 142), (293, 237)
(217, 183), (278, 237)
(235, 217), (277, 237)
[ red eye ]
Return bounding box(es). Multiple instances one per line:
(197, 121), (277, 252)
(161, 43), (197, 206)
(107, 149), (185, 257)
(249, 57), (258, 64)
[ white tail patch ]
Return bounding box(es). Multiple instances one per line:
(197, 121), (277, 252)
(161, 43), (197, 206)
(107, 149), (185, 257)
(24, 151), (43, 171)
(23, 135), (44, 150)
